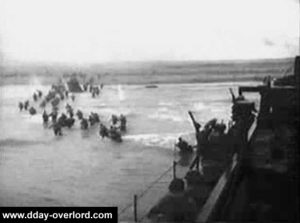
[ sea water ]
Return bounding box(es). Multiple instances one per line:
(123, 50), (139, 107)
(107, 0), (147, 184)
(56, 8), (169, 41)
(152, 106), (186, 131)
(0, 82), (260, 218)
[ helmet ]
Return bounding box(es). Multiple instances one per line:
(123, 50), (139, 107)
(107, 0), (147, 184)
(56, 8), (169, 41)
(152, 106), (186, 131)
(168, 178), (185, 193)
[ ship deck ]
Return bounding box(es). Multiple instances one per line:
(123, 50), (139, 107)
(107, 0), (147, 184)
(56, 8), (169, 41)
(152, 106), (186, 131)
(220, 124), (299, 222)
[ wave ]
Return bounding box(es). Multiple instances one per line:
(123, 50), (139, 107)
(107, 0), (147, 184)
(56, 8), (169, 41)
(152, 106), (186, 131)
(123, 132), (194, 148)
(192, 102), (207, 111)
(148, 107), (183, 122)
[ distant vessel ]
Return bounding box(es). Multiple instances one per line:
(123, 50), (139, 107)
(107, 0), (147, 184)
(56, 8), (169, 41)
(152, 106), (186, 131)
(66, 76), (83, 93)
(145, 85), (158, 88)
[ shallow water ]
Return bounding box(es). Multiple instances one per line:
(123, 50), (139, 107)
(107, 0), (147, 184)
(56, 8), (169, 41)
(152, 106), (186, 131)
(0, 82), (260, 216)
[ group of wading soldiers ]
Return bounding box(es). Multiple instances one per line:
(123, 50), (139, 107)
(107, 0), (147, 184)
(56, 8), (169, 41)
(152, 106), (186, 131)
(99, 114), (127, 142)
(82, 83), (104, 98)
(18, 85), (127, 140)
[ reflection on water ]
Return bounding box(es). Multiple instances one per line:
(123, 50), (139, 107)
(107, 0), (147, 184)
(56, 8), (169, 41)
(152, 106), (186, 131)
(0, 82), (260, 209)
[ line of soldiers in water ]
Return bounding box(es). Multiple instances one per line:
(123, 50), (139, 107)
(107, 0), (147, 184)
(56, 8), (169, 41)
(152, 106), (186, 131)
(18, 83), (127, 141)
(18, 84), (75, 115)
(18, 89), (44, 115)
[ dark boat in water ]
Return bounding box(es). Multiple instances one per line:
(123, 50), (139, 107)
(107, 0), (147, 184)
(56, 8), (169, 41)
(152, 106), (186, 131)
(144, 56), (299, 223)
(67, 76), (83, 93)
(145, 84), (158, 88)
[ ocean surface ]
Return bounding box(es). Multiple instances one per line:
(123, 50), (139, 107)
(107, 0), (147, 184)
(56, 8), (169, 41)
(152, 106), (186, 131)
(0, 82), (260, 219)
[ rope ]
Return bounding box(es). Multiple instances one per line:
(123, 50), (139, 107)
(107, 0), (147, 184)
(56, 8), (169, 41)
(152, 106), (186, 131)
(137, 164), (173, 199)
(118, 163), (174, 217)
(119, 202), (134, 216)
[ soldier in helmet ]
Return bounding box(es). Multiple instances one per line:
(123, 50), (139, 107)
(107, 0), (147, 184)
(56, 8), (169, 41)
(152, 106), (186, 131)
(24, 100), (29, 110)
(42, 110), (49, 124)
(18, 102), (24, 111)
(147, 178), (197, 222)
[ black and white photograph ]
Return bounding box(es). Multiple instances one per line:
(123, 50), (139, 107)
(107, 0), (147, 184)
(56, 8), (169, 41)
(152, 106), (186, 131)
(0, 0), (299, 222)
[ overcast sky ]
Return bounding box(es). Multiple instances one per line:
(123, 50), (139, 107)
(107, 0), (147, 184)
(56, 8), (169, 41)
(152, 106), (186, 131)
(0, 0), (299, 64)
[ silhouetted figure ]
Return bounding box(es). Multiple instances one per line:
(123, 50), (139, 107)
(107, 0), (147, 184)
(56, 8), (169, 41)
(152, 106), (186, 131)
(24, 100), (29, 110)
(71, 94), (75, 101)
(18, 102), (24, 111)
(236, 91), (245, 102)
(80, 118), (89, 130)
(176, 137), (193, 153)
(33, 93), (38, 101)
(58, 113), (67, 126)
(76, 110), (83, 120)
(65, 90), (69, 98)
(50, 110), (58, 123)
(65, 117), (75, 128)
(40, 100), (46, 108)
(52, 121), (62, 136)
(37, 90), (42, 98)
(111, 114), (118, 125)
(109, 125), (122, 142)
(184, 170), (210, 208)
(148, 178), (197, 222)
(42, 110), (49, 124)
(120, 114), (127, 131)
(99, 123), (109, 138)
(89, 112), (100, 126)
(29, 107), (37, 115)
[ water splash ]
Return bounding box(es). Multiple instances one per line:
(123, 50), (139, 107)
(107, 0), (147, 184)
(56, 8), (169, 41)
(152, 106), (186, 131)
(118, 85), (125, 101)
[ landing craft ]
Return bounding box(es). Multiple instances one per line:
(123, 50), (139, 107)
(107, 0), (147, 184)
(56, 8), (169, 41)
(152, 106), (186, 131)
(145, 56), (299, 223)
(66, 76), (83, 93)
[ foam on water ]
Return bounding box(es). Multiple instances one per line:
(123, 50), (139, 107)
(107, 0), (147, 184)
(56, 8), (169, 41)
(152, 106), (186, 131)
(124, 132), (188, 149)
(192, 102), (207, 111)
(123, 130), (197, 149)
(118, 85), (125, 101)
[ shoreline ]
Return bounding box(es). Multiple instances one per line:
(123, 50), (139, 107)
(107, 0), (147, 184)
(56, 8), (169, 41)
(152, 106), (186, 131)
(1, 57), (293, 86)
(0, 74), (273, 86)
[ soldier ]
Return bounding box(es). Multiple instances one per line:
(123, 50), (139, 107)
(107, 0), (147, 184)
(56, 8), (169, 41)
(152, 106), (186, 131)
(111, 114), (118, 125)
(65, 117), (75, 128)
(184, 170), (210, 207)
(52, 121), (62, 136)
(147, 178), (197, 222)
(58, 113), (67, 126)
(71, 94), (75, 102)
(80, 118), (89, 130)
(176, 137), (193, 153)
(33, 93), (38, 101)
(29, 107), (37, 115)
(99, 123), (109, 138)
(236, 91), (245, 102)
(76, 110), (83, 120)
(120, 114), (127, 131)
(37, 90), (43, 98)
(50, 109), (58, 123)
(109, 126), (122, 142)
(42, 110), (49, 124)
(24, 100), (29, 110)
(18, 102), (24, 111)
(65, 90), (69, 98)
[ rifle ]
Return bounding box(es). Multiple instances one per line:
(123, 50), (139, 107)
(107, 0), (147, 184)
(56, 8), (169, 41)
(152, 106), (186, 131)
(188, 111), (200, 132)
(229, 88), (236, 103)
